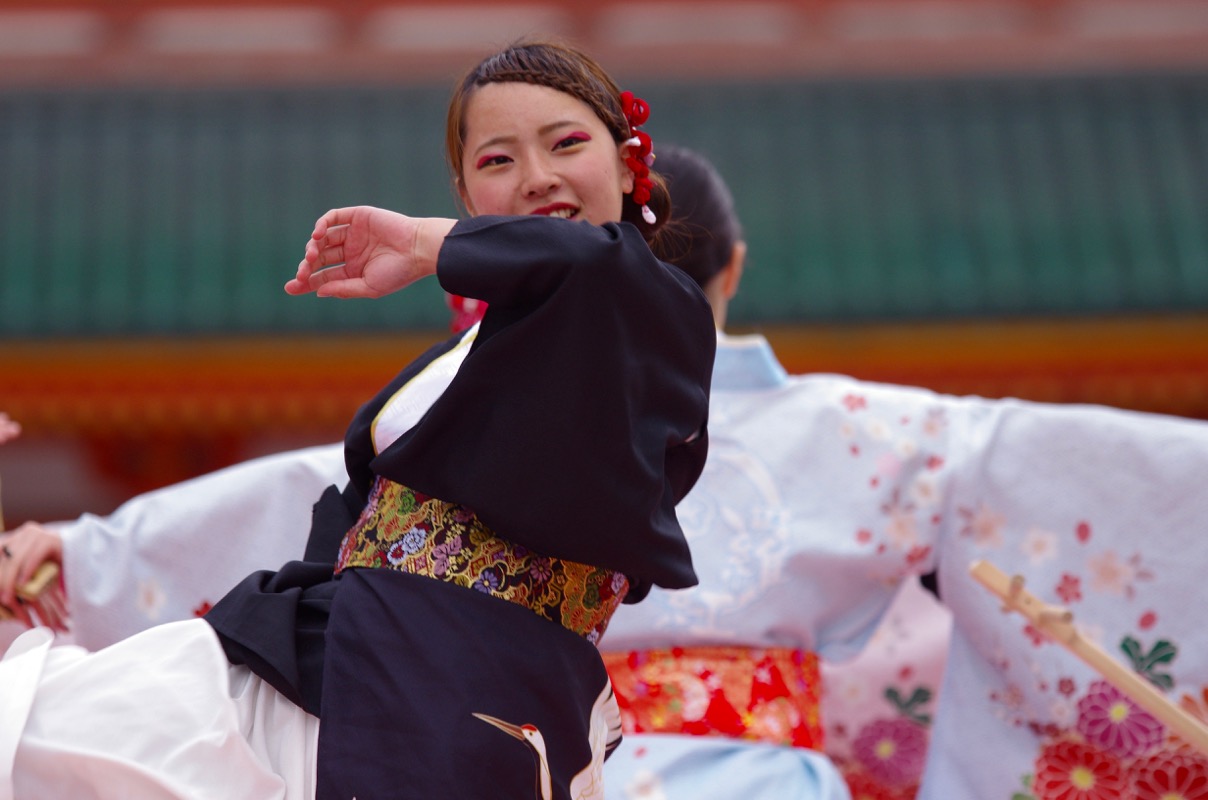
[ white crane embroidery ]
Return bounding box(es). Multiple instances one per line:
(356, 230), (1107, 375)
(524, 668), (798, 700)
(473, 682), (622, 800)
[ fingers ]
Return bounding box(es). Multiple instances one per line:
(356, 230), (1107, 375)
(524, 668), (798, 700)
(32, 584), (69, 633)
(310, 225), (348, 259)
(285, 249), (323, 295)
(312, 209), (354, 242)
(0, 523), (65, 628)
(304, 264), (349, 293)
(290, 206), (427, 299)
(310, 269), (383, 299)
(0, 536), (17, 611)
(285, 249), (347, 295)
(286, 213), (353, 295)
(284, 274), (312, 295)
(12, 524), (64, 589)
(1, 597), (33, 629)
(0, 544), (33, 628)
(289, 263), (377, 299)
(309, 242), (347, 271)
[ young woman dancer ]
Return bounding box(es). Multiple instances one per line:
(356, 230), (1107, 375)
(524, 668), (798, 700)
(0, 40), (715, 800)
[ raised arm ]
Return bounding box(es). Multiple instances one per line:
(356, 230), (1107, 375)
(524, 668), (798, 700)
(285, 206), (456, 299)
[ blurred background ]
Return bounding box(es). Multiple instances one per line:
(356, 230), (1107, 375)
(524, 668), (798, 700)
(1, 0), (1207, 526)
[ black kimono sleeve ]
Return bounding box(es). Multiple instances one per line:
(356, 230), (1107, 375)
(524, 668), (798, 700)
(367, 215), (715, 599)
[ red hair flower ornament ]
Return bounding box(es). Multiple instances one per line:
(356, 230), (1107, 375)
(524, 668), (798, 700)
(620, 90), (657, 225)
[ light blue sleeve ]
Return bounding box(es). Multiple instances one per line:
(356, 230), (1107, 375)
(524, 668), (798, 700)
(59, 443), (347, 650)
(604, 734), (852, 800)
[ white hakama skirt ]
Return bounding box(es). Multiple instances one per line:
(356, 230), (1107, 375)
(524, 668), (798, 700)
(0, 618), (318, 800)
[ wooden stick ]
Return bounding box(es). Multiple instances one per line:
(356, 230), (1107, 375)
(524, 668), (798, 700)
(0, 564), (60, 622)
(970, 559), (1208, 755)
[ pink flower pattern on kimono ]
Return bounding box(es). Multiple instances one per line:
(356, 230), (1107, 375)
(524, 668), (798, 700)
(1085, 550), (1154, 600)
(959, 502), (1007, 548)
(1055, 573), (1083, 604)
(1021, 528), (1059, 565)
(825, 390), (948, 800)
(1087, 550), (1136, 596)
(840, 393), (947, 578)
(1076, 679), (1164, 759)
(882, 491), (920, 551)
(1024, 624), (1052, 647)
(852, 718), (928, 788)
(843, 393), (869, 412)
(919, 408), (947, 438)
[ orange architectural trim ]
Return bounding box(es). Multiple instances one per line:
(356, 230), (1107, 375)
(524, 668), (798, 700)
(0, 332), (443, 437)
(4, 315), (1207, 440)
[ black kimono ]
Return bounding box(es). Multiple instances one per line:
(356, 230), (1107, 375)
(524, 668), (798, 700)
(206, 215), (715, 799)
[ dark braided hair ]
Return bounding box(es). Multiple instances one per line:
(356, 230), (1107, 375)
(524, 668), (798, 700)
(444, 40), (672, 247)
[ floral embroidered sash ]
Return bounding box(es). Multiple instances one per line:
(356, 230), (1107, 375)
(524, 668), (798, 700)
(602, 646), (824, 750)
(336, 476), (628, 643)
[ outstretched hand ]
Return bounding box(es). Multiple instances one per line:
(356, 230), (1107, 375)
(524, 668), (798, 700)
(0, 521), (68, 631)
(286, 206), (457, 299)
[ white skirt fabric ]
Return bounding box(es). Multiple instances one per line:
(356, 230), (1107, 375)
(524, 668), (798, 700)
(0, 618), (318, 800)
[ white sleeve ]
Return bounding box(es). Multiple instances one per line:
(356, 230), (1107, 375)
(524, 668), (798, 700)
(923, 397), (1208, 797)
(60, 443), (347, 651)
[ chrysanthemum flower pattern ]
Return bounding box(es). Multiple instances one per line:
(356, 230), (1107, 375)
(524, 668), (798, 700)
(1019, 675), (1208, 800)
(843, 769), (911, 800)
(1075, 680), (1164, 759)
(853, 718), (928, 787)
(1033, 739), (1125, 800)
(1128, 749), (1208, 800)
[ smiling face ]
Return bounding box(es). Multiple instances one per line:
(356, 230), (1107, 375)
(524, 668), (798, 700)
(457, 82), (635, 225)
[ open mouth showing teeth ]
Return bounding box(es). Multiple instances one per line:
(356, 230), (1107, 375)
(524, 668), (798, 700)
(545, 208), (577, 219)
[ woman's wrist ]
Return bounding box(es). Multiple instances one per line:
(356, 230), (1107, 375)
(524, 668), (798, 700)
(416, 217), (458, 278)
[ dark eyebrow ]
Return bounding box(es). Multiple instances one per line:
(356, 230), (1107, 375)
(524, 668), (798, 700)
(472, 120), (581, 157)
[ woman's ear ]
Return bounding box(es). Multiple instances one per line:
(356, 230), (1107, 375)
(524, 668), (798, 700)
(721, 241), (746, 301)
(618, 141), (636, 194)
(703, 241), (747, 330)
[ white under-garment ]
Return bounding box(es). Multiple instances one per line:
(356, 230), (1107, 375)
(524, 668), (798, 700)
(0, 618), (318, 800)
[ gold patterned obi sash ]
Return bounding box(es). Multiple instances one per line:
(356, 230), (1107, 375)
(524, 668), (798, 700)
(602, 646), (823, 750)
(335, 476), (629, 643)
